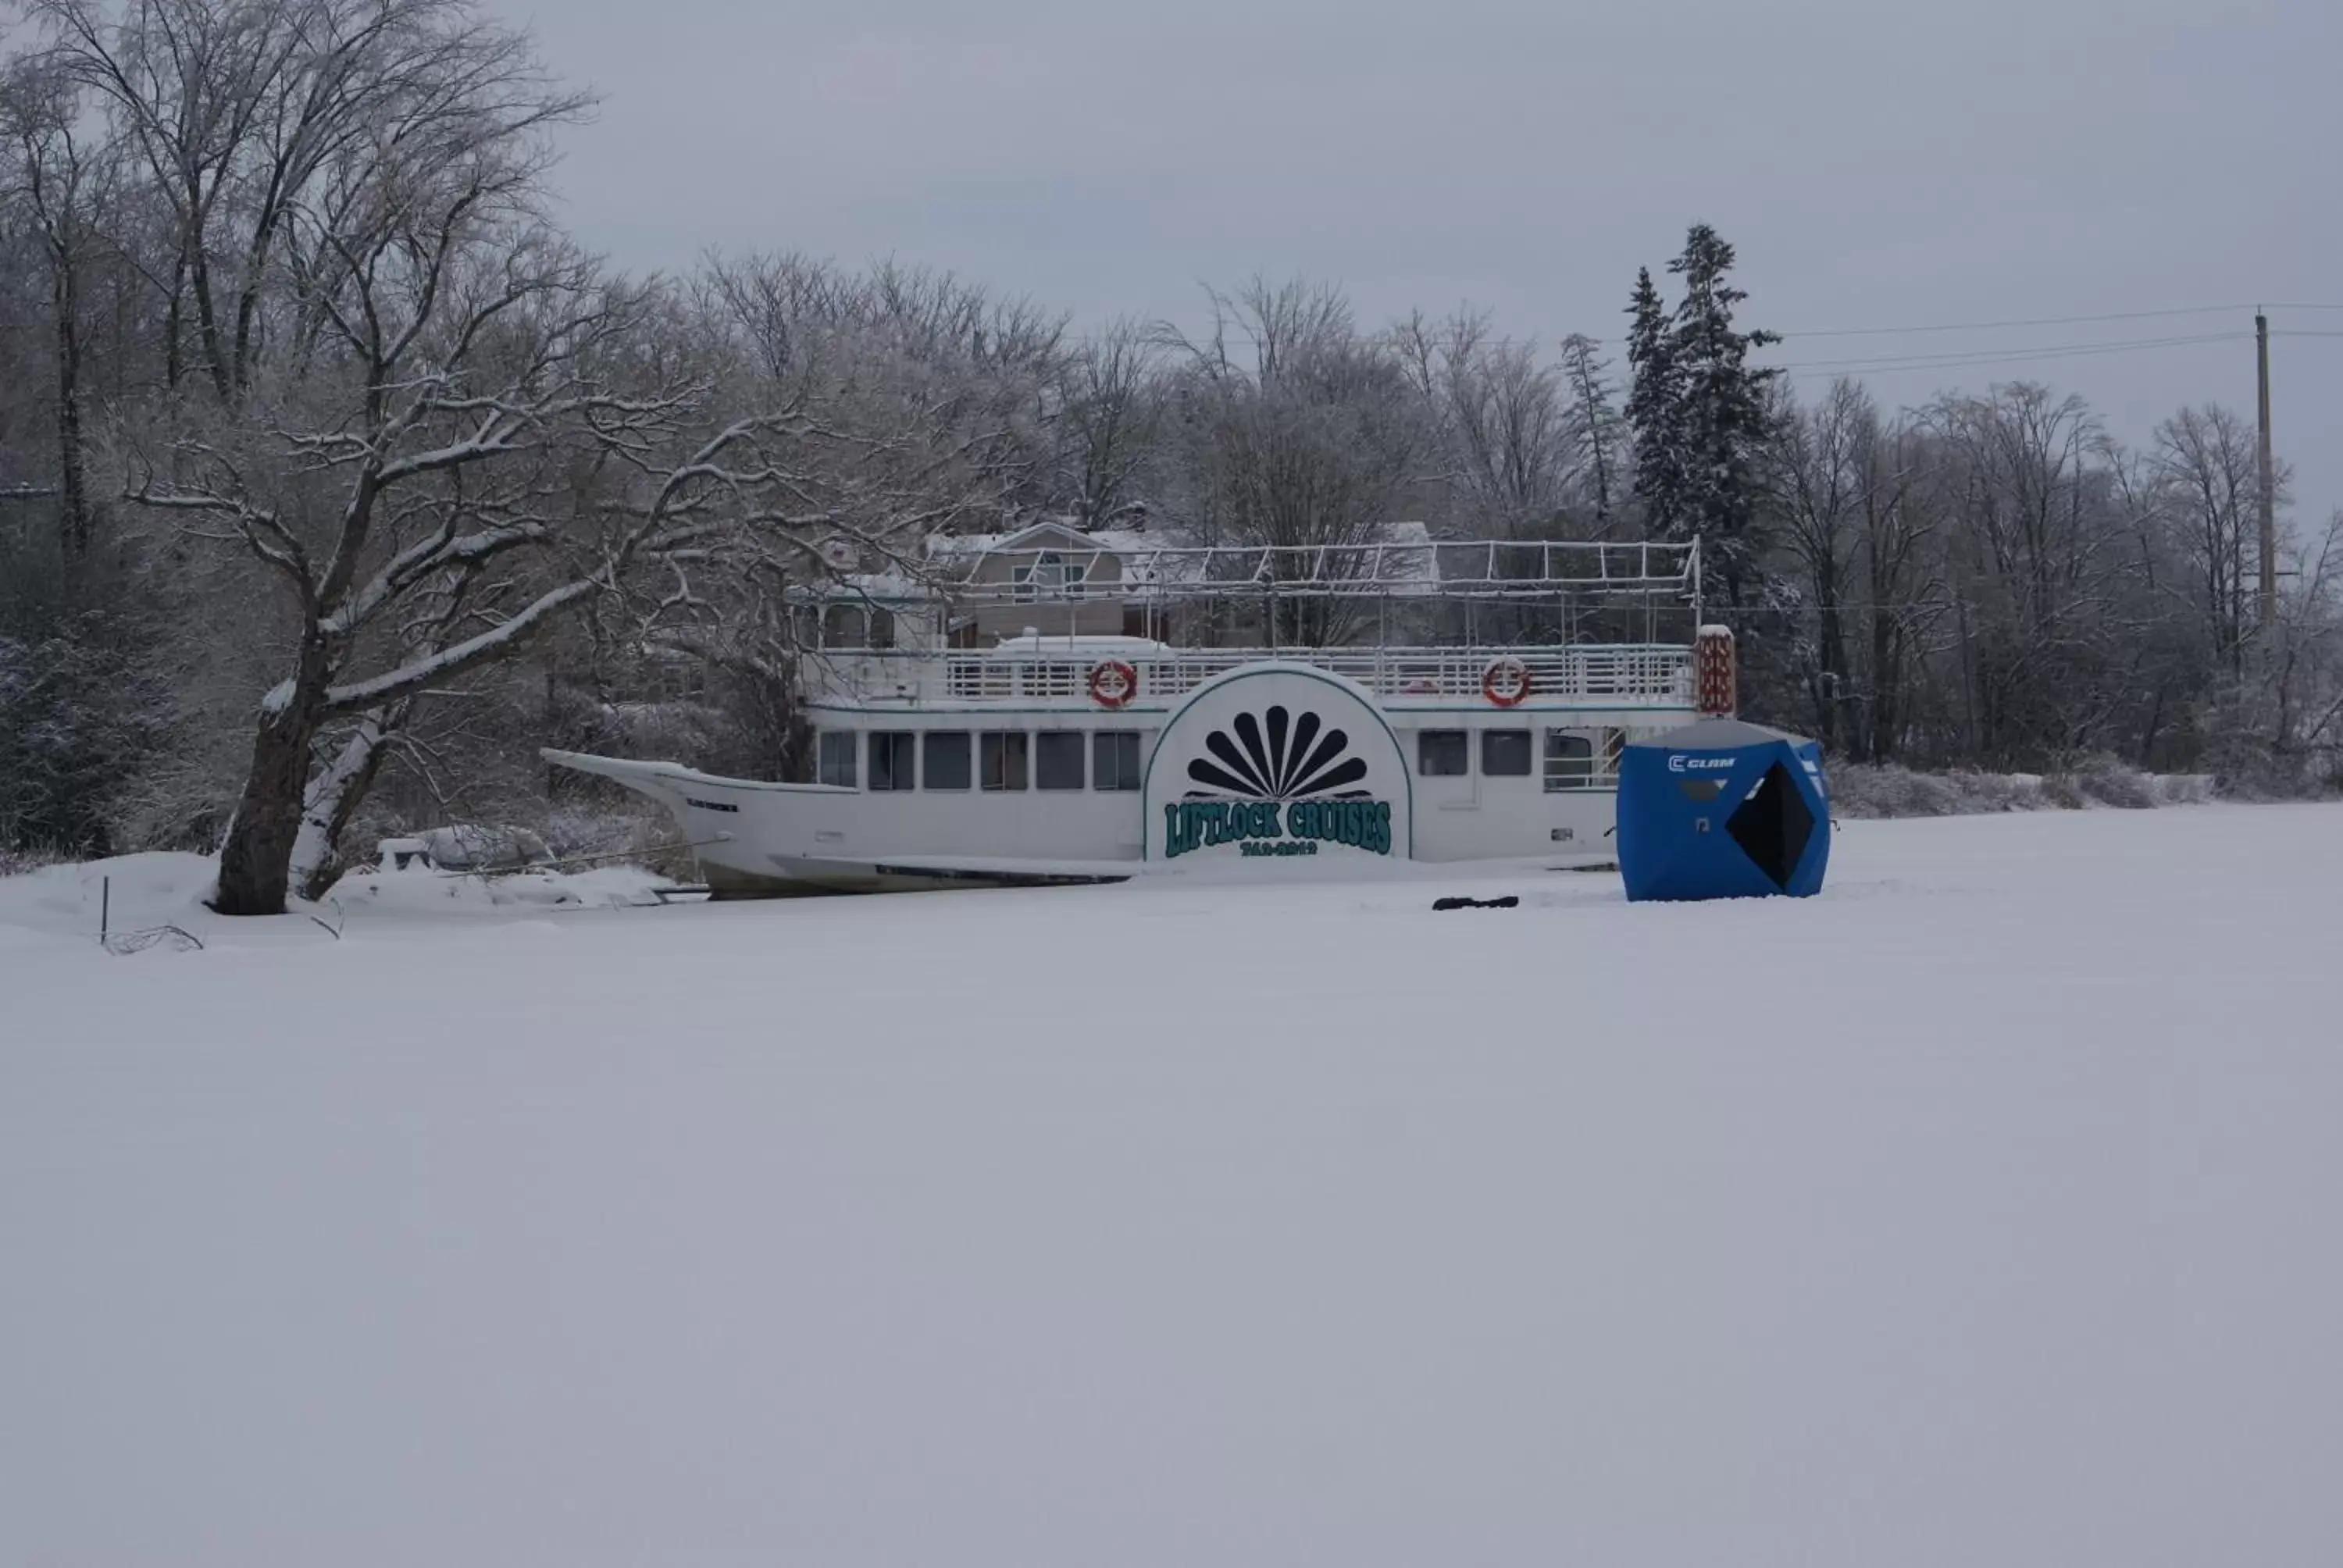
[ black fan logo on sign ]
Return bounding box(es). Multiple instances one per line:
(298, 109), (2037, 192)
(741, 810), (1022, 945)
(1185, 706), (1369, 800)
(1164, 705), (1393, 860)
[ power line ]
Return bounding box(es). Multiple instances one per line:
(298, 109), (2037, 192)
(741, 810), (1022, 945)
(1771, 332), (2245, 378)
(1771, 305), (2254, 340)
(1049, 304), (2343, 354)
(1774, 331), (2239, 370)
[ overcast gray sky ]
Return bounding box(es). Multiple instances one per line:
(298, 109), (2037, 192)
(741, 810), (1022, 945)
(515, 0), (2341, 526)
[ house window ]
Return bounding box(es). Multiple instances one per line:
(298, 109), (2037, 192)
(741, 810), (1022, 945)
(822, 604), (865, 648)
(923, 731), (972, 791)
(833, 604), (900, 649)
(1418, 729), (1469, 777)
(818, 731), (857, 788)
(981, 731), (1029, 791)
(1011, 550), (1087, 600)
(1093, 731), (1142, 791)
(1482, 729), (1532, 777)
(649, 660), (703, 703)
(1036, 731), (1086, 791)
(869, 732), (917, 791)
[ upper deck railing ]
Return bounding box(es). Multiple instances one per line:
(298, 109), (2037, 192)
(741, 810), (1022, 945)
(929, 538), (1700, 605)
(804, 644), (1696, 711)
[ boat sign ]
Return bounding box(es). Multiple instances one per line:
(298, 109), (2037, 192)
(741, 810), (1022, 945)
(1144, 663), (1411, 863)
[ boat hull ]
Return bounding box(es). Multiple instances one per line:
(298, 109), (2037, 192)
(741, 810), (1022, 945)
(702, 855), (1131, 899)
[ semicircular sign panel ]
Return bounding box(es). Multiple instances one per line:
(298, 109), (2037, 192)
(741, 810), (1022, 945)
(1143, 664), (1412, 863)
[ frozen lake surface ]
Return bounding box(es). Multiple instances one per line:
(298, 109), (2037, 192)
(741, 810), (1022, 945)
(5, 804), (2340, 1566)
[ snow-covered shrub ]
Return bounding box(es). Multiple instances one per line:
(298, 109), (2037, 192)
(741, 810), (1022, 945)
(2070, 759), (2160, 809)
(1827, 760), (2203, 818)
(1827, 764), (1960, 819)
(538, 801), (703, 882)
(2032, 774), (2085, 810)
(0, 844), (68, 878)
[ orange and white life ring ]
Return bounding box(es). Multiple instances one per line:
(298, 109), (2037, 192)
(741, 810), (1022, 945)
(1089, 659), (1139, 708)
(1481, 656), (1532, 707)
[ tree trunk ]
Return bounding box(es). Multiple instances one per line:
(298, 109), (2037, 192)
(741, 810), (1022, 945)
(52, 241), (90, 558)
(213, 677), (327, 916)
(1870, 610), (1902, 764)
(187, 209), (234, 402)
(164, 250), (187, 391)
(292, 707), (406, 903)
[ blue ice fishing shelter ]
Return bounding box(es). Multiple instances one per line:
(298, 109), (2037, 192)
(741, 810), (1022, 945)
(1617, 718), (1830, 901)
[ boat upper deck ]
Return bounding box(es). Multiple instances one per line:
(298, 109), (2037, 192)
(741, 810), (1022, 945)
(790, 534), (1706, 715)
(804, 641), (1696, 714)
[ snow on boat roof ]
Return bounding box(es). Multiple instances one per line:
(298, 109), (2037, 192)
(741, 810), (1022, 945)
(984, 634), (1171, 656)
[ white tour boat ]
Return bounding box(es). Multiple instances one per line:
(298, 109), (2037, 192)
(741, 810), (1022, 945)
(547, 522), (1734, 895)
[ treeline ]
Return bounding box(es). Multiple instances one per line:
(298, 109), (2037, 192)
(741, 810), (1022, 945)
(0, 1), (2334, 911)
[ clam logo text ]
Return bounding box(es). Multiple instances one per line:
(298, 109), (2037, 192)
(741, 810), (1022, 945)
(1667, 754), (1735, 774)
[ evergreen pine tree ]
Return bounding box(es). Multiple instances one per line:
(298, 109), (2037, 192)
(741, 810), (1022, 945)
(1560, 333), (1625, 532)
(1622, 268), (1683, 538)
(1665, 223), (1781, 604)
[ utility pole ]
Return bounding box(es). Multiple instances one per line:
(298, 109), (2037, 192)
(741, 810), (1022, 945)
(2256, 310), (2277, 630)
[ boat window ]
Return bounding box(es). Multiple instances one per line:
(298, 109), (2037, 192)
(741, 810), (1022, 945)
(981, 731), (1029, 791)
(869, 732), (917, 791)
(866, 606), (895, 649)
(1036, 731), (1086, 790)
(924, 731), (972, 791)
(1482, 729), (1532, 777)
(1418, 729), (1469, 776)
(1543, 731), (1593, 791)
(818, 731), (857, 788)
(1093, 731), (1142, 791)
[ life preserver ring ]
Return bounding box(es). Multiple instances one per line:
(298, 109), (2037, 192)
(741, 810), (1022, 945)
(1089, 659), (1139, 708)
(1481, 656), (1532, 707)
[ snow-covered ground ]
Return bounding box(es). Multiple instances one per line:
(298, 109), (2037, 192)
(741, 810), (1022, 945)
(4, 805), (2340, 1566)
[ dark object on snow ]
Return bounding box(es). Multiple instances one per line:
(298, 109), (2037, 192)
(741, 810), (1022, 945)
(1617, 718), (1830, 901)
(1433, 894), (1520, 911)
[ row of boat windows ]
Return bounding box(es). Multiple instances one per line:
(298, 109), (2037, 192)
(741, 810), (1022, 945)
(1418, 727), (1626, 791)
(818, 729), (1147, 793)
(817, 725), (1627, 793)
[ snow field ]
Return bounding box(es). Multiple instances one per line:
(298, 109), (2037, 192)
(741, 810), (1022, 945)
(3, 805), (2340, 1566)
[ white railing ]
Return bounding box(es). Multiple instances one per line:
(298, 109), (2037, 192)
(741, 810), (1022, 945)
(812, 645), (1695, 708)
(929, 539), (1699, 601)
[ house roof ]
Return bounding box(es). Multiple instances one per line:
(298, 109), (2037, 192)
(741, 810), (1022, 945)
(924, 517), (1102, 561)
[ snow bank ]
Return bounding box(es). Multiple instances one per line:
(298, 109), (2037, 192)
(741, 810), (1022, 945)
(326, 860), (683, 916)
(0, 850), (219, 946)
(5, 807), (2341, 1565)
(0, 850), (683, 954)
